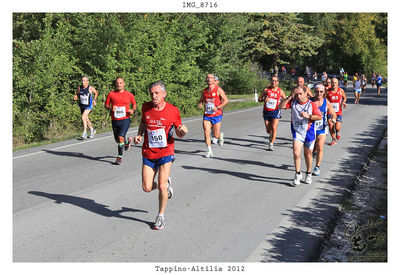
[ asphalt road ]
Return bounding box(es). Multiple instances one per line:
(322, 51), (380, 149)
(13, 86), (387, 262)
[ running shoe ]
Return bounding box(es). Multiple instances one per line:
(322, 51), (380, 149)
(81, 131), (87, 139)
(329, 139), (337, 146)
(114, 157), (122, 165)
(125, 137), (133, 151)
(336, 134), (341, 141)
(205, 151), (213, 158)
(292, 172), (302, 186)
(312, 166), (320, 176)
(167, 177), (173, 199)
(305, 173), (312, 184)
(218, 132), (224, 146)
(153, 215), (165, 230)
(268, 143), (274, 151)
(211, 137), (218, 144)
(89, 129), (96, 138)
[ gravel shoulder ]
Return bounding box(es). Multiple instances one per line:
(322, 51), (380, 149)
(318, 132), (387, 262)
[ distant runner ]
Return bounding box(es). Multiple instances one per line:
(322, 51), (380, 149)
(258, 75), (286, 151)
(73, 76), (98, 139)
(354, 75), (362, 104)
(376, 73), (383, 97)
(278, 86), (322, 186)
(326, 78), (347, 145)
(198, 74), (229, 158)
(104, 77), (137, 165)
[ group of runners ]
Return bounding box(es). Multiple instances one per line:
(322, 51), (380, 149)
(72, 70), (381, 229)
(258, 75), (345, 186)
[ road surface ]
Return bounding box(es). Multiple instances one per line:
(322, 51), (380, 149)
(13, 86), (387, 262)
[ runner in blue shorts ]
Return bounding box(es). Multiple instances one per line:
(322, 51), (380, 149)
(258, 75), (286, 151)
(311, 84), (337, 176)
(198, 74), (229, 158)
(279, 86), (322, 186)
(73, 76), (98, 139)
(376, 73), (383, 97)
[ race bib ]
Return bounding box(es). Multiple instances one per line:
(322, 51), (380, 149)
(294, 118), (306, 128)
(114, 106), (126, 119)
(205, 102), (215, 115)
(80, 94), (89, 105)
(148, 128), (167, 148)
(332, 102), (340, 113)
(266, 98), (277, 109)
(315, 119), (324, 130)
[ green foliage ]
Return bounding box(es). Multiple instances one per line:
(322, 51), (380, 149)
(13, 13), (387, 148)
(248, 13), (323, 69)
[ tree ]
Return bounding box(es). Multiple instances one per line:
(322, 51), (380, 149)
(248, 13), (323, 71)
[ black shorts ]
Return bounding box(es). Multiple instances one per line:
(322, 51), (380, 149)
(112, 118), (131, 141)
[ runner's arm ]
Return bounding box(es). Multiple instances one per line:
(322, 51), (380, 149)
(175, 125), (188, 138)
(303, 102), (322, 121)
(278, 90), (295, 109)
(216, 87), (229, 110)
(90, 86), (98, 106)
(258, 89), (267, 102)
(104, 93), (112, 111)
(326, 100), (337, 122)
(280, 89), (287, 99)
(133, 120), (146, 144)
(198, 93), (205, 108)
(129, 96), (137, 115)
(341, 89), (348, 108)
(74, 86), (80, 101)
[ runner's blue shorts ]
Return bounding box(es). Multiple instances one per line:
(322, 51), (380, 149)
(203, 115), (223, 125)
(316, 126), (328, 136)
(328, 114), (342, 123)
(143, 155), (175, 169)
(263, 109), (281, 121)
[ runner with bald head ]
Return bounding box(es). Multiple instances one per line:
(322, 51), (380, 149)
(296, 77), (313, 98)
(104, 77), (137, 164)
(258, 75), (286, 151)
(326, 77), (347, 146)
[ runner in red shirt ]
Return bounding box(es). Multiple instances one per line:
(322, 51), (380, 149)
(104, 78), (137, 164)
(258, 75), (286, 151)
(134, 80), (188, 230)
(198, 74), (229, 158)
(326, 78), (347, 145)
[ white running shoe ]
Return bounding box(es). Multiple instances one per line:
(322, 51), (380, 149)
(218, 132), (224, 146)
(293, 172), (302, 186)
(167, 177), (173, 199)
(305, 173), (312, 184)
(89, 128), (96, 138)
(211, 137), (218, 144)
(268, 143), (274, 151)
(153, 215), (165, 230)
(81, 131), (87, 139)
(205, 151), (213, 158)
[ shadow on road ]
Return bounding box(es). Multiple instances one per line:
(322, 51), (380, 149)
(43, 150), (115, 164)
(28, 191), (153, 227)
(256, 115), (387, 262)
(211, 156), (293, 171)
(181, 165), (294, 187)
